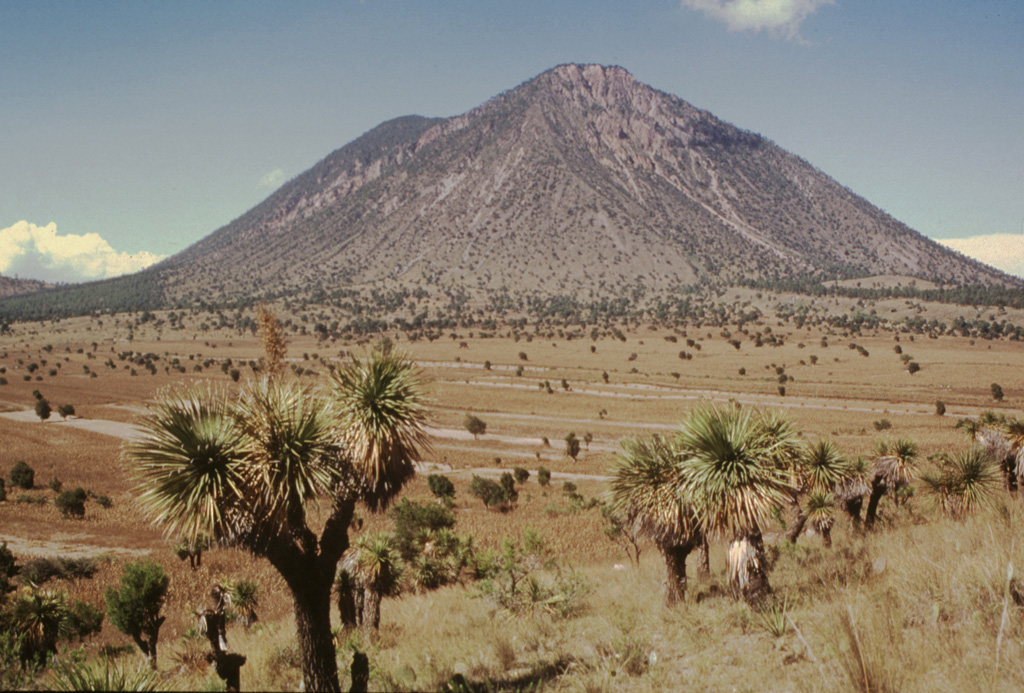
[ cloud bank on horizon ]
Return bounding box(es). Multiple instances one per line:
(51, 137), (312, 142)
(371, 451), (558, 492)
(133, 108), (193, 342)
(939, 235), (1024, 280)
(681, 0), (835, 40)
(0, 221), (165, 284)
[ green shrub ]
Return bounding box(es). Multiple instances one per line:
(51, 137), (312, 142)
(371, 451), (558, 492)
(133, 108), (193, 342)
(388, 499), (456, 559)
(57, 403), (75, 419)
(95, 495), (112, 509)
(513, 467), (530, 484)
(10, 461), (34, 490)
(427, 474), (455, 500)
(16, 494), (46, 505)
(48, 477), (63, 493)
(21, 556), (98, 584)
(935, 400), (946, 416)
(55, 488), (87, 519)
(34, 398), (51, 421)
(470, 475), (517, 509)
(105, 561), (169, 668)
(537, 466), (551, 487)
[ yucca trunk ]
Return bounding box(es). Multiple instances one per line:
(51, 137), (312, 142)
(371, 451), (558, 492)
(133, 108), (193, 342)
(863, 476), (886, 530)
(843, 496), (864, 529)
(727, 528), (770, 604)
(361, 589), (382, 632)
(291, 580), (341, 693)
(819, 522), (833, 549)
(786, 505), (808, 544)
(659, 539), (697, 606)
(697, 536), (710, 578)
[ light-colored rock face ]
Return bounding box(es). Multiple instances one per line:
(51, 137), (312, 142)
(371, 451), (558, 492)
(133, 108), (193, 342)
(162, 64), (1011, 303)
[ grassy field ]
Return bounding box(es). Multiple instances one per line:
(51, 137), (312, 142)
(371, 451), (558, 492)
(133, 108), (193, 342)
(1, 304), (1023, 690)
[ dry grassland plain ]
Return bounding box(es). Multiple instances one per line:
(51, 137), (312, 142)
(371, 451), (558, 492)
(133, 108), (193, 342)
(1, 300), (1023, 691)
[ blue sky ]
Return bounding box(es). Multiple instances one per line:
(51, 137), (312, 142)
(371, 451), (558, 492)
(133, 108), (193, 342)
(2, 0), (1023, 282)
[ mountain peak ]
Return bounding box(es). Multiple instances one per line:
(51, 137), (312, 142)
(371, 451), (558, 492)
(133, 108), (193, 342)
(18, 65), (1013, 313)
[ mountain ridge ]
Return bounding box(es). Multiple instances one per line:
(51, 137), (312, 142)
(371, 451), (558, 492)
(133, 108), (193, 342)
(1, 64), (1016, 318)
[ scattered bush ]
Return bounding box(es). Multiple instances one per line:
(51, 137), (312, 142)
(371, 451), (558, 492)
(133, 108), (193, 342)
(34, 398), (51, 421)
(57, 403), (75, 419)
(991, 383), (1005, 401)
(105, 560), (169, 669)
(9, 461), (34, 490)
(55, 488), (87, 519)
(21, 555), (99, 584)
(873, 419), (892, 431)
(537, 467), (551, 487)
(427, 474), (455, 501)
(935, 400), (946, 416)
(463, 414), (487, 439)
(513, 467), (530, 484)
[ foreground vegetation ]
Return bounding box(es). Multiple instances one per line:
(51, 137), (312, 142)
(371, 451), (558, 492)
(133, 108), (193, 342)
(1, 302), (1023, 690)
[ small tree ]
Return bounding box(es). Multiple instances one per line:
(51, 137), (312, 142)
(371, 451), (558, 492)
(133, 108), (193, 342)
(55, 488), (87, 519)
(174, 533), (213, 570)
(935, 400), (946, 416)
(105, 560), (169, 670)
(513, 467), (530, 484)
(463, 414), (487, 439)
(565, 432), (581, 461)
(583, 432), (593, 450)
(427, 474), (455, 502)
(907, 361), (920, 375)
(992, 383), (1005, 402)
(57, 404), (75, 420)
(537, 466), (551, 487)
(10, 461), (34, 490)
(34, 398), (51, 422)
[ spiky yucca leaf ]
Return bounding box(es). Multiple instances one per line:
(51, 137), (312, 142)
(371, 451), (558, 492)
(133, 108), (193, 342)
(758, 409), (805, 471)
(608, 435), (697, 546)
(677, 403), (794, 538)
(805, 490), (835, 529)
(347, 532), (405, 597)
(873, 438), (919, 488)
(803, 439), (851, 492)
(330, 348), (430, 509)
(49, 657), (162, 692)
(128, 385), (247, 541)
(835, 456), (872, 502)
(943, 448), (999, 517)
(234, 377), (341, 532)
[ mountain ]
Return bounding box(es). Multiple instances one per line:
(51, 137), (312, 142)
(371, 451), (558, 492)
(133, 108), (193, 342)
(2, 64), (1016, 318)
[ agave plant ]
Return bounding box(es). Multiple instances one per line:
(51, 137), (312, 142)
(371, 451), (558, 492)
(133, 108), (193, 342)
(864, 438), (919, 530)
(48, 657), (161, 692)
(921, 448), (1000, 518)
(675, 403), (795, 603)
(608, 434), (702, 606)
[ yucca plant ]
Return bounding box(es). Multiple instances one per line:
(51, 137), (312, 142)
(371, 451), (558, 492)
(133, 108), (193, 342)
(125, 344), (429, 693)
(229, 579), (260, 628)
(9, 587), (69, 662)
(921, 447), (999, 518)
(864, 438), (919, 530)
(676, 403), (795, 603)
(785, 438), (850, 545)
(835, 456), (872, 529)
(608, 434), (702, 606)
(341, 533), (404, 632)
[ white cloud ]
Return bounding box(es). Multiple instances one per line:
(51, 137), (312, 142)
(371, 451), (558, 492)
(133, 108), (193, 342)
(257, 168), (285, 188)
(939, 234), (1024, 279)
(681, 0), (834, 40)
(0, 221), (165, 284)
